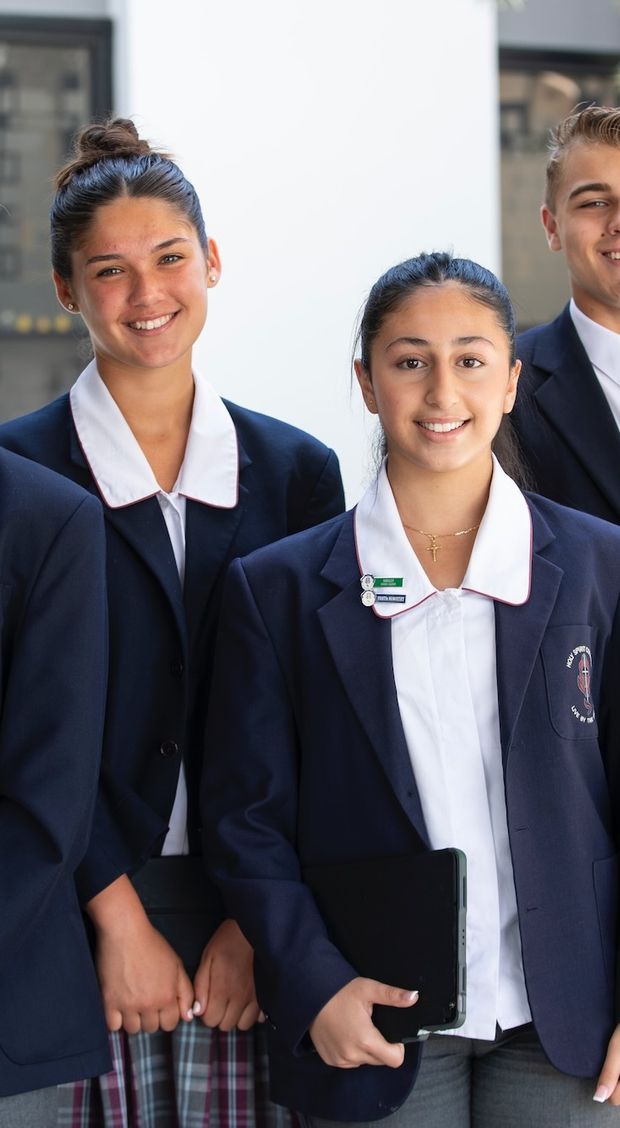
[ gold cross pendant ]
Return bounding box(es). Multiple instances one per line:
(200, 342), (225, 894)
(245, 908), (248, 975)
(427, 535), (439, 563)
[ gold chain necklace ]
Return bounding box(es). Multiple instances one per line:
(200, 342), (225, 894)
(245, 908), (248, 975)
(402, 522), (479, 563)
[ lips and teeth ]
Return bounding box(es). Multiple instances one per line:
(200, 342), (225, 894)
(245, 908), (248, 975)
(604, 252), (620, 260)
(418, 420), (466, 433)
(128, 312), (175, 331)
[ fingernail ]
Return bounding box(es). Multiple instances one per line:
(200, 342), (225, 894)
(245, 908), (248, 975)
(192, 1000), (202, 1015)
(186, 1009), (194, 1021)
(406, 990), (419, 1002)
(594, 1084), (611, 1103)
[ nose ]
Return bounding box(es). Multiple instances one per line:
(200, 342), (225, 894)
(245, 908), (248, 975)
(425, 361), (459, 409)
(129, 269), (162, 306)
(605, 204), (620, 235)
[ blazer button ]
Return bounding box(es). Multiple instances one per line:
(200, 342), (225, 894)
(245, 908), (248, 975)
(160, 740), (180, 758)
(170, 659), (184, 677)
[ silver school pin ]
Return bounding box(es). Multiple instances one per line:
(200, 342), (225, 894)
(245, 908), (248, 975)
(360, 574), (375, 591)
(361, 589), (376, 607)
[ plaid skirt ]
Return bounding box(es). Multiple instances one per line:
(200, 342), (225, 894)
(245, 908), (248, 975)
(57, 1024), (301, 1128)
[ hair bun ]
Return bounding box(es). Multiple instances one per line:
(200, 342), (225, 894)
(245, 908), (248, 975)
(55, 118), (158, 190)
(77, 118), (151, 161)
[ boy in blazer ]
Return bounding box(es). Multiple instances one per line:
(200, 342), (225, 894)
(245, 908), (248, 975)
(0, 448), (109, 1123)
(513, 104), (620, 522)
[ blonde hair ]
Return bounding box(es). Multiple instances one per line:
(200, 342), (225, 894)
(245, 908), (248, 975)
(545, 105), (620, 209)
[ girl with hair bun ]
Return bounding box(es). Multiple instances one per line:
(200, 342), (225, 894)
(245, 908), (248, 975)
(204, 252), (620, 1126)
(0, 118), (344, 1126)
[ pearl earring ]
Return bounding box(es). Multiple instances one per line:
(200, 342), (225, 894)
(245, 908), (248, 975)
(209, 272), (217, 282)
(67, 303), (75, 311)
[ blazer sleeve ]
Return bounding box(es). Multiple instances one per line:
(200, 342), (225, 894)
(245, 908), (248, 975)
(202, 557), (357, 1052)
(307, 448), (345, 525)
(293, 447), (345, 533)
(0, 493), (107, 954)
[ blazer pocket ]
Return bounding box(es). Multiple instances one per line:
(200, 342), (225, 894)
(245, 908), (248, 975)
(593, 854), (619, 990)
(0, 904), (104, 1065)
(541, 625), (599, 740)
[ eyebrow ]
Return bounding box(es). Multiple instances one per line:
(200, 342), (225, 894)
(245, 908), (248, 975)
(85, 236), (191, 265)
(386, 335), (495, 350)
(567, 181), (612, 202)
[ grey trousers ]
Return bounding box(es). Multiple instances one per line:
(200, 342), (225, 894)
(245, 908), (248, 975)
(303, 1025), (620, 1127)
(0, 1085), (58, 1128)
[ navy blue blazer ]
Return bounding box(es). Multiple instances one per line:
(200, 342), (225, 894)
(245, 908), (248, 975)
(0, 396), (344, 907)
(203, 495), (620, 1121)
(0, 449), (109, 1097)
(513, 305), (620, 523)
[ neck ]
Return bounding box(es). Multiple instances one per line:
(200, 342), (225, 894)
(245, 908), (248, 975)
(386, 456), (492, 590)
(96, 355), (195, 431)
(386, 456), (492, 534)
(96, 355), (195, 492)
(572, 290), (620, 335)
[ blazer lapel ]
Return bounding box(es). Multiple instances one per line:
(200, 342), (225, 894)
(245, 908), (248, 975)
(183, 487), (247, 643)
(531, 306), (620, 516)
(182, 439), (251, 642)
(69, 421), (187, 645)
(318, 517), (429, 845)
(106, 501), (187, 644)
(494, 505), (563, 758)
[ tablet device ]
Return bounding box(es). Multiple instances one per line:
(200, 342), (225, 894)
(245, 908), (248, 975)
(303, 847), (466, 1042)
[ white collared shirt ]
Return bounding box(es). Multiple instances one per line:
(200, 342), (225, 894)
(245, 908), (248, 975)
(71, 359), (239, 854)
(355, 457), (533, 1039)
(570, 298), (620, 431)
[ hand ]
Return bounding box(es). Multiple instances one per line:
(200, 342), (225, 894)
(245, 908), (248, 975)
(309, 977), (418, 1069)
(87, 875), (195, 1034)
(594, 1023), (620, 1105)
(193, 919), (262, 1031)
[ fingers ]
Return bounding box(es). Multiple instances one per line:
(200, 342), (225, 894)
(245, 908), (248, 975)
(372, 982), (419, 1009)
(237, 1001), (262, 1032)
(105, 1005), (123, 1033)
(177, 967), (196, 1024)
(594, 1024), (620, 1106)
(329, 1025), (406, 1069)
(103, 968), (196, 1035)
(309, 977), (417, 1070)
(108, 1008), (184, 1034)
(137, 1007), (162, 1035)
(200, 985), (254, 1030)
(121, 1010), (143, 1035)
(192, 946), (212, 1020)
(192, 923), (261, 1031)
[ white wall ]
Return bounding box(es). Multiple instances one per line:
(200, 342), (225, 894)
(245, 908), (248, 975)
(110, 0), (499, 502)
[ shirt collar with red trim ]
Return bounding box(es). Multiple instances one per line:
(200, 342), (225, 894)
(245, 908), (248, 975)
(354, 455), (532, 619)
(69, 359), (238, 509)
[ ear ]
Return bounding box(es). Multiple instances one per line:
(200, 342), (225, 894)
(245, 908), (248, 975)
(354, 358), (378, 414)
(503, 359), (521, 414)
(206, 237), (222, 288)
(52, 271), (77, 312)
(541, 205), (562, 252)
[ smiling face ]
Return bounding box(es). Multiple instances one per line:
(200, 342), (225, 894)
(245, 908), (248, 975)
(542, 140), (620, 330)
(53, 194), (220, 382)
(355, 282), (520, 488)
